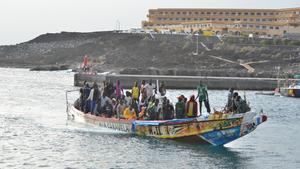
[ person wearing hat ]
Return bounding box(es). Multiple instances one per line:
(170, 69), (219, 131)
(186, 95), (198, 118)
(175, 95), (185, 119)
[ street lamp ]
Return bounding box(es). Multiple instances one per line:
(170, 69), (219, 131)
(193, 33), (199, 55)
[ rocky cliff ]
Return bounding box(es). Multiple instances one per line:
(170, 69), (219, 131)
(0, 31), (299, 77)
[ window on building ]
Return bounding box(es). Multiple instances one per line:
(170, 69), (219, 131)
(250, 19), (254, 21)
(219, 12), (223, 15)
(237, 19), (241, 21)
(268, 19), (272, 21)
(243, 24), (247, 27)
(270, 26), (273, 29)
(171, 12), (174, 14)
(256, 25), (260, 29)
(219, 18), (223, 21)
(225, 12), (229, 15)
(243, 19), (247, 21)
(256, 19), (260, 22)
(183, 12), (187, 14)
(270, 12), (274, 15)
(262, 19), (266, 22)
(182, 18), (186, 20)
(169, 18), (173, 20)
(238, 12), (242, 15)
(195, 12), (199, 14)
(275, 27), (279, 29)
(257, 13), (261, 15)
(231, 18), (235, 21)
(263, 13), (268, 15)
(249, 25), (253, 28)
(213, 12), (217, 15)
(231, 12), (236, 15)
(194, 18), (198, 21)
(199, 18), (203, 20)
(207, 12), (211, 15)
(244, 12), (249, 15)
(224, 18), (229, 21)
(187, 18), (191, 20)
(262, 26), (266, 29)
(177, 12), (180, 14)
(251, 13), (255, 15)
(212, 18), (215, 21)
(158, 18), (162, 20)
(201, 12), (205, 14)
(159, 12), (163, 14)
(176, 18), (179, 20)
(189, 12), (192, 15)
(206, 18), (210, 20)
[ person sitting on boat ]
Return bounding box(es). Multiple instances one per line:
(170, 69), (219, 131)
(138, 106), (147, 120)
(234, 96), (251, 114)
(87, 82), (100, 115)
(116, 99), (126, 119)
(175, 95), (185, 119)
(131, 82), (140, 102)
(74, 88), (85, 112)
(186, 95), (198, 118)
(123, 105), (137, 120)
(103, 100), (113, 118)
(115, 80), (124, 100)
(196, 83), (211, 116)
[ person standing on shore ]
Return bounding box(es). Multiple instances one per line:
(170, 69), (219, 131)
(196, 83), (211, 116)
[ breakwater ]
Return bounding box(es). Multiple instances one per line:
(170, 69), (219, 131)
(74, 73), (293, 90)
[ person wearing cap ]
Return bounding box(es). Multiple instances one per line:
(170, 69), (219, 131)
(175, 95), (185, 119)
(186, 95), (198, 118)
(196, 83), (211, 116)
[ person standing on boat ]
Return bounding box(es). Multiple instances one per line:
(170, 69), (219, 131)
(175, 96), (185, 119)
(196, 83), (211, 116)
(159, 82), (166, 96)
(87, 82), (100, 115)
(116, 99), (126, 119)
(144, 79), (155, 100)
(82, 81), (91, 113)
(186, 95), (198, 118)
(140, 80), (147, 100)
(131, 82), (140, 102)
(115, 80), (124, 100)
(226, 88), (234, 111)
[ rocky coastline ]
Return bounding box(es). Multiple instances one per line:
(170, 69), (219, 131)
(0, 31), (299, 77)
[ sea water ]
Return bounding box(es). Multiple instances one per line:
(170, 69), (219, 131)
(0, 68), (299, 169)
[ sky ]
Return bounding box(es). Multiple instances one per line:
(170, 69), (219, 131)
(0, 0), (300, 45)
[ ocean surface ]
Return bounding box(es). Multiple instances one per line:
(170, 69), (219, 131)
(0, 68), (299, 169)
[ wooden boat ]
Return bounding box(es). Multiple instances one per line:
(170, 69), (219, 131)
(66, 94), (267, 146)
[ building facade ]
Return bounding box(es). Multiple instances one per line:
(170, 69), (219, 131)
(142, 7), (300, 36)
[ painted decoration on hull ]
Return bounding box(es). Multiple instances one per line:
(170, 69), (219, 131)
(199, 126), (241, 146)
(134, 118), (242, 139)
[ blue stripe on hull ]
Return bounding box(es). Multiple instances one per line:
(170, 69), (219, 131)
(199, 126), (241, 146)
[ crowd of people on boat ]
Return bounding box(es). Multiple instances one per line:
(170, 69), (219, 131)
(74, 80), (250, 120)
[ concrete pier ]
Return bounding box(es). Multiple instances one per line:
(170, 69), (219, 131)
(74, 73), (289, 90)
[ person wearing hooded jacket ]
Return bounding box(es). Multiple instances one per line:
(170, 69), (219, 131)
(186, 95), (198, 118)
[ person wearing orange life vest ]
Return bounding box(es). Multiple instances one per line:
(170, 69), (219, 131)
(186, 95), (198, 118)
(123, 105), (137, 120)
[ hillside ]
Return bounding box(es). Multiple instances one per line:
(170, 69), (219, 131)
(0, 31), (299, 77)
